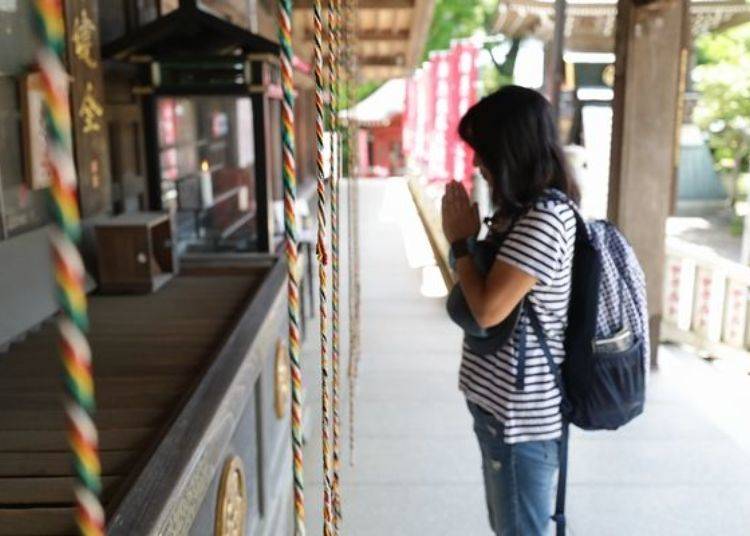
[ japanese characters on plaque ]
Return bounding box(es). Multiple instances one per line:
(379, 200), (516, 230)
(65, 0), (111, 216)
(72, 8), (98, 69)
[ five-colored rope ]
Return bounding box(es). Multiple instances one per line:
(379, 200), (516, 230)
(343, 0), (355, 469)
(328, 0), (343, 530)
(313, 0), (335, 533)
(32, 1), (104, 535)
(345, 0), (363, 469)
(277, 0), (306, 534)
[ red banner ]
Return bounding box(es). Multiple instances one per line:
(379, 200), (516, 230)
(403, 39), (479, 188)
(452, 40), (479, 189)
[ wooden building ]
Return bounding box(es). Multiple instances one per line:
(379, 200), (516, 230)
(493, 0), (750, 52)
(0, 0), (434, 534)
(346, 78), (406, 177)
(0, 2), (315, 535)
(8, 0), (733, 533)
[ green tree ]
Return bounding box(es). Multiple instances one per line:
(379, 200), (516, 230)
(424, 0), (520, 94)
(694, 24), (750, 204)
(423, 0), (495, 56)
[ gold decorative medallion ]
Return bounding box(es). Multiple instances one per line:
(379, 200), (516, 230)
(215, 456), (247, 536)
(275, 339), (291, 419)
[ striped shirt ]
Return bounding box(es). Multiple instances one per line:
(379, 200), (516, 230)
(459, 191), (577, 444)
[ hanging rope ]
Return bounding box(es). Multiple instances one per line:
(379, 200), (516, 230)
(277, 1), (306, 534)
(346, 0), (363, 468)
(345, 0), (356, 468)
(32, 2), (104, 535)
(327, 0), (343, 530)
(313, 0), (334, 534)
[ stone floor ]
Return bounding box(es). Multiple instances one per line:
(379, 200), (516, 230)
(301, 178), (750, 536)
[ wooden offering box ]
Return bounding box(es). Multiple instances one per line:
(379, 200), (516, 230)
(95, 212), (176, 294)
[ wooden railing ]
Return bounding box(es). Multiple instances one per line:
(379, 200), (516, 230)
(662, 238), (750, 363)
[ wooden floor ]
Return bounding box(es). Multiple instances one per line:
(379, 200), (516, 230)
(0, 274), (263, 536)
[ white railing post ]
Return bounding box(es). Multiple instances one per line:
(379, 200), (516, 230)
(662, 239), (750, 363)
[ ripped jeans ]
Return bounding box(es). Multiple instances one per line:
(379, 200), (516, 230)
(467, 401), (559, 536)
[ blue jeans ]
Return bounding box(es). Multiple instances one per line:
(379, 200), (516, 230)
(467, 401), (559, 536)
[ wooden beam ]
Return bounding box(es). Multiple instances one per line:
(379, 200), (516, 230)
(359, 55), (406, 66)
(406, 0), (435, 68)
(294, 0), (415, 8)
(305, 28), (410, 41)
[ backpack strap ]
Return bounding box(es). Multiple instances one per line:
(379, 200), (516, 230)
(524, 301), (568, 536)
(544, 189), (590, 242)
(515, 311), (527, 390)
(554, 423), (570, 536)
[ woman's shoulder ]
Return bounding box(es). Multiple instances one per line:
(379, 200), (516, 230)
(527, 190), (576, 225)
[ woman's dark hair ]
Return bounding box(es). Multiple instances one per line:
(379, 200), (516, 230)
(458, 85), (580, 216)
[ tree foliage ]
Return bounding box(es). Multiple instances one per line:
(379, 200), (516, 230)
(423, 0), (496, 58)
(423, 0), (519, 94)
(694, 23), (750, 183)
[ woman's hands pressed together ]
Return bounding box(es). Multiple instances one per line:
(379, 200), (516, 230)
(441, 181), (480, 244)
(440, 180), (537, 330)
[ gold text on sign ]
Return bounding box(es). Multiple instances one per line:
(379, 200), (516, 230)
(79, 83), (103, 134)
(72, 8), (98, 69)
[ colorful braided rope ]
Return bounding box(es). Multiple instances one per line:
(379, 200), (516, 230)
(313, 0), (334, 534)
(345, 0), (362, 469)
(343, 0), (356, 469)
(327, 0), (343, 530)
(32, 1), (104, 535)
(277, 0), (306, 534)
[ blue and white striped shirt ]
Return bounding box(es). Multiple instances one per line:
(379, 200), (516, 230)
(459, 192), (576, 443)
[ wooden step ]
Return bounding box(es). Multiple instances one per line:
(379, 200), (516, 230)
(0, 390), (180, 410)
(0, 476), (118, 505)
(0, 408), (165, 430)
(0, 507), (76, 536)
(0, 428), (154, 452)
(0, 450), (135, 477)
(0, 376), (188, 394)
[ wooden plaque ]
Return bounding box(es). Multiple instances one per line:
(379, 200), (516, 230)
(20, 73), (52, 190)
(64, 0), (112, 217)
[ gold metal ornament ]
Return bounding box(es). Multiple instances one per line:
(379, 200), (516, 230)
(215, 456), (247, 536)
(275, 339), (291, 419)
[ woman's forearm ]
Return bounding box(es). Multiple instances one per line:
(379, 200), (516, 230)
(455, 256), (534, 329)
(455, 256), (494, 328)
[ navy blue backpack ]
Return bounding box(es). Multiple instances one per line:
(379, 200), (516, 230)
(525, 192), (650, 535)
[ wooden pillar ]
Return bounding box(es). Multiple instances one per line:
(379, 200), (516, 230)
(545, 0), (566, 119)
(247, 56), (280, 254)
(608, 0), (690, 367)
(65, 0), (112, 217)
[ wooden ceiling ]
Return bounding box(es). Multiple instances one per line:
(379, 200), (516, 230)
(494, 0), (750, 52)
(292, 0), (435, 81)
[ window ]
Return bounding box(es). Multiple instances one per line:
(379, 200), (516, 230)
(156, 95), (258, 254)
